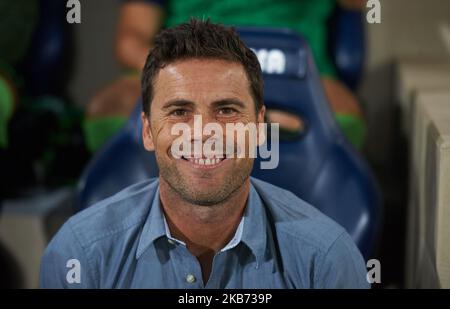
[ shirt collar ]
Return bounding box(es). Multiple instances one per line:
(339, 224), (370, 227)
(136, 180), (166, 259)
(240, 181), (268, 266)
(136, 178), (268, 264)
(162, 211), (245, 252)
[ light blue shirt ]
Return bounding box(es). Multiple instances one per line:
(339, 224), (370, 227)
(40, 177), (370, 288)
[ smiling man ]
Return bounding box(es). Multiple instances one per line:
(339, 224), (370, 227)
(40, 19), (369, 288)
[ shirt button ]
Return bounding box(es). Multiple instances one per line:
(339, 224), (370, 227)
(168, 239), (175, 245)
(185, 274), (196, 284)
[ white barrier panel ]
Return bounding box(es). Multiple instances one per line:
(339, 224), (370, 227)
(396, 59), (450, 136)
(407, 91), (450, 288)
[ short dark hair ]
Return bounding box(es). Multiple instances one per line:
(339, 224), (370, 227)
(141, 18), (264, 116)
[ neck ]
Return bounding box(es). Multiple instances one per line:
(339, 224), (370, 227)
(159, 177), (250, 283)
(159, 178), (250, 255)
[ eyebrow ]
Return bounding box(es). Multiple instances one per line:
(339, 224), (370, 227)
(161, 99), (196, 110)
(161, 98), (247, 110)
(211, 98), (246, 109)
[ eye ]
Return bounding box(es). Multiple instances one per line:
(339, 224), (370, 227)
(218, 107), (237, 116)
(170, 109), (189, 117)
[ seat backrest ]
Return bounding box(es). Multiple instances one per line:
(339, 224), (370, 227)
(76, 106), (158, 209)
(76, 27), (380, 258)
(329, 7), (365, 89)
(241, 28), (380, 258)
(22, 0), (69, 96)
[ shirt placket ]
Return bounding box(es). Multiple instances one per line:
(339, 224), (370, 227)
(168, 237), (204, 288)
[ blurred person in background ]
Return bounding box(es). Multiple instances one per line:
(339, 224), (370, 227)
(1, 0), (89, 197)
(85, 0), (367, 153)
(0, 0), (39, 197)
(0, 0), (39, 288)
(0, 0), (38, 150)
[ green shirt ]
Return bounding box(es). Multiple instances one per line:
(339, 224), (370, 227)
(164, 0), (337, 77)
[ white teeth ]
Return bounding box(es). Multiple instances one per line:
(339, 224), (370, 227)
(189, 157), (223, 165)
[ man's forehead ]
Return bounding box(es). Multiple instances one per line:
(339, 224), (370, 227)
(152, 58), (253, 105)
(156, 59), (247, 86)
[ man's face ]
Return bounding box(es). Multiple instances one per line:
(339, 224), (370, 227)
(142, 58), (265, 206)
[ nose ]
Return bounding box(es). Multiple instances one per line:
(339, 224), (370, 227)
(190, 113), (217, 144)
(187, 113), (226, 158)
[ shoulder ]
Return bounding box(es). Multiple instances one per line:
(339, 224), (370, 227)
(40, 178), (159, 288)
(67, 178), (159, 247)
(250, 177), (346, 251)
(250, 177), (369, 288)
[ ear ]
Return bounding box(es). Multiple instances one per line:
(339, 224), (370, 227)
(141, 112), (155, 151)
(257, 105), (266, 146)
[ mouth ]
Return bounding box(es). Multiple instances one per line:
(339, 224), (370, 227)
(180, 155), (228, 169)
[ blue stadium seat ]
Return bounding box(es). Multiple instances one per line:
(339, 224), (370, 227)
(76, 28), (381, 258)
(329, 6), (365, 90)
(22, 0), (69, 96)
(76, 106), (158, 209)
